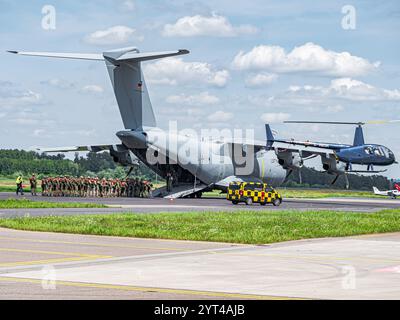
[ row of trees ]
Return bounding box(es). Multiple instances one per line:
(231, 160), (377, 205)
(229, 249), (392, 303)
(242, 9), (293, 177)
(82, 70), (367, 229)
(0, 149), (157, 180)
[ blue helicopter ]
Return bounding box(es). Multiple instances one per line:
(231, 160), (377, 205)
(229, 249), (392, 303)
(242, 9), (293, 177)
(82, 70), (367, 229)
(266, 120), (397, 186)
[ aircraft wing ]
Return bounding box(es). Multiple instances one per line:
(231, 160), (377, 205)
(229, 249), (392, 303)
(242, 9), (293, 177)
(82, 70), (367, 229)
(271, 141), (336, 157)
(223, 139), (336, 160)
(37, 144), (119, 153)
(38, 144), (140, 167)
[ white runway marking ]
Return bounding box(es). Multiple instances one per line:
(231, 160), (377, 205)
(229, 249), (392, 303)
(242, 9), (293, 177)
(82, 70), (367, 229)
(106, 204), (222, 209)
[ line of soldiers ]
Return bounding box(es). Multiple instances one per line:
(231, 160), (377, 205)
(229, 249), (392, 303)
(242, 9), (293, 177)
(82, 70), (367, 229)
(41, 177), (153, 198)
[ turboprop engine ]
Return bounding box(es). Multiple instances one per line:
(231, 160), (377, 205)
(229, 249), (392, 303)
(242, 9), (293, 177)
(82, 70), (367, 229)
(321, 154), (348, 187)
(110, 146), (139, 167)
(256, 150), (286, 186)
(277, 151), (303, 170)
(321, 154), (346, 175)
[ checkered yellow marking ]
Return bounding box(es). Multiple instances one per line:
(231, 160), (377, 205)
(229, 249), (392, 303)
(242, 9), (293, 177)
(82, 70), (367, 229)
(227, 182), (281, 204)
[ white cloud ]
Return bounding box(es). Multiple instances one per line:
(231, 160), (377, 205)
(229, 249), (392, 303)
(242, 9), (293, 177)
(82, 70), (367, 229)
(84, 26), (143, 45)
(76, 129), (96, 137)
(287, 78), (400, 101)
(245, 72), (278, 87)
(326, 104), (344, 113)
(41, 78), (75, 89)
(162, 13), (258, 37)
(261, 112), (291, 123)
(207, 110), (234, 122)
(166, 92), (219, 105)
(33, 129), (45, 137)
(232, 42), (380, 77)
(144, 57), (230, 87)
(121, 0), (135, 11)
(0, 83), (43, 108)
(10, 118), (39, 125)
(80, 85), (104, 94)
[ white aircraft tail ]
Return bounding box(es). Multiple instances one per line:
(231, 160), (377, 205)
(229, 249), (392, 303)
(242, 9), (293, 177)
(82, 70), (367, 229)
(8, 47), (189, 131)
(373, 186), (380, 194)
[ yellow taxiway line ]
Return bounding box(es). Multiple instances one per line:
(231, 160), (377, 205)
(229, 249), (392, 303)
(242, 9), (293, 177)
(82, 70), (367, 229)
(0, 247), (112, 267)
(0, 236), (189, 252)
(0, 276), (307, 300)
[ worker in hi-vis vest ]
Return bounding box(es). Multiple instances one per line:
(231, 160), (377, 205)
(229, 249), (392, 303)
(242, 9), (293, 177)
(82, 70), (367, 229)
(16, 175), (24, 195)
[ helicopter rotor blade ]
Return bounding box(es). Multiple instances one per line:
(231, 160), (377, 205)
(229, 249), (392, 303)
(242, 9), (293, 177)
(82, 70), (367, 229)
(284, 121), (365, 126)
(365, 120), (400, 125)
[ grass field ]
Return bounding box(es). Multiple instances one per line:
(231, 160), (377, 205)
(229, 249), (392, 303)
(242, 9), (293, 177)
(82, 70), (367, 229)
(0, 198), (106, 209)
(0, 209), (399, 244)
(0, 178), (42, 193)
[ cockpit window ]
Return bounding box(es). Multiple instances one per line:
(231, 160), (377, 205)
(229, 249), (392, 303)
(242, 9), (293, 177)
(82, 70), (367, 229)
(364, 147), (373, 155)
(373, 147), (383, 157)
(380, 147), (389, 158)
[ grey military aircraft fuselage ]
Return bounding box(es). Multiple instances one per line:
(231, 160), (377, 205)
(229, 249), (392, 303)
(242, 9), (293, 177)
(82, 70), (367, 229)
(117, 127), (287, 189)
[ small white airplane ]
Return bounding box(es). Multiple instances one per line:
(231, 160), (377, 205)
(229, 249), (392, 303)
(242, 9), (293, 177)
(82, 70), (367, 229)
(373, 184), (400, 199)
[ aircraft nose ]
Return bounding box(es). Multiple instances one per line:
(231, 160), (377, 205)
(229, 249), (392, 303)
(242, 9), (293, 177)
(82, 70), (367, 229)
(389, 151), (396, 163)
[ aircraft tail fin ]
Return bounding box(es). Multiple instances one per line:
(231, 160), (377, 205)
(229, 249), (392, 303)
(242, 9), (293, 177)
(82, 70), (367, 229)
(373, 186), (380, 194)
(8, 47), (190, 130)
(394, 183), (400, 191)
(353, 125), (365, 146)
(265, 124), (275, 149)
(103, 47), (188, 130)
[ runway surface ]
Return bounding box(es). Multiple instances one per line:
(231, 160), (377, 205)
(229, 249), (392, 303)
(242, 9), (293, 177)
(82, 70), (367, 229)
(1, 193), (400, 299)
(1, 227), (400, 299)
(1, 193), (400, 218)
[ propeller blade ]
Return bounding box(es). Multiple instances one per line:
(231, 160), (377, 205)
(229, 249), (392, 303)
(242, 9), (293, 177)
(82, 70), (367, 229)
(331, 174), (340, 185)
(124, 166), (134, 179)
(344, 174), (349, 189)
(284, 169), (293, 183)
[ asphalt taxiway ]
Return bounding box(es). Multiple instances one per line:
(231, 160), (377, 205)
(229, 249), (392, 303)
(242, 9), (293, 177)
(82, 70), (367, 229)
(1, 227), (400, 299)
(1, 193), (400, 299)
(1, 193), (400, 218)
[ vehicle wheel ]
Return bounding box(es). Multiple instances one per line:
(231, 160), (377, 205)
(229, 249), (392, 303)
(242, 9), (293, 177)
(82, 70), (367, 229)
(245, 198), (253, 205)
(232, 201), (238, 205)
(272, 198), (282, 206)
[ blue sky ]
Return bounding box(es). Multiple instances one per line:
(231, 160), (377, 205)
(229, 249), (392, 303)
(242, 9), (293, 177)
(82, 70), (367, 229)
(0, 0), (399, 177)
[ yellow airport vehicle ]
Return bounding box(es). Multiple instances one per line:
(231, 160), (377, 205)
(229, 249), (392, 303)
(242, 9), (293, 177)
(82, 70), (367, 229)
(227, 182), (282, 206)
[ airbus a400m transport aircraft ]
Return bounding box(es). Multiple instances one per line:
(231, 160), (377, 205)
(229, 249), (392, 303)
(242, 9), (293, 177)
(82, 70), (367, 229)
(8, 47), (396, 197)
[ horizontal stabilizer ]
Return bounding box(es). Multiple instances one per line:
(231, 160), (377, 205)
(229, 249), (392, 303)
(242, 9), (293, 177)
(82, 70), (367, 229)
(8, 46), (190, 131)
(114, 49), (189, 62)
(7, 50), (104, 61)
